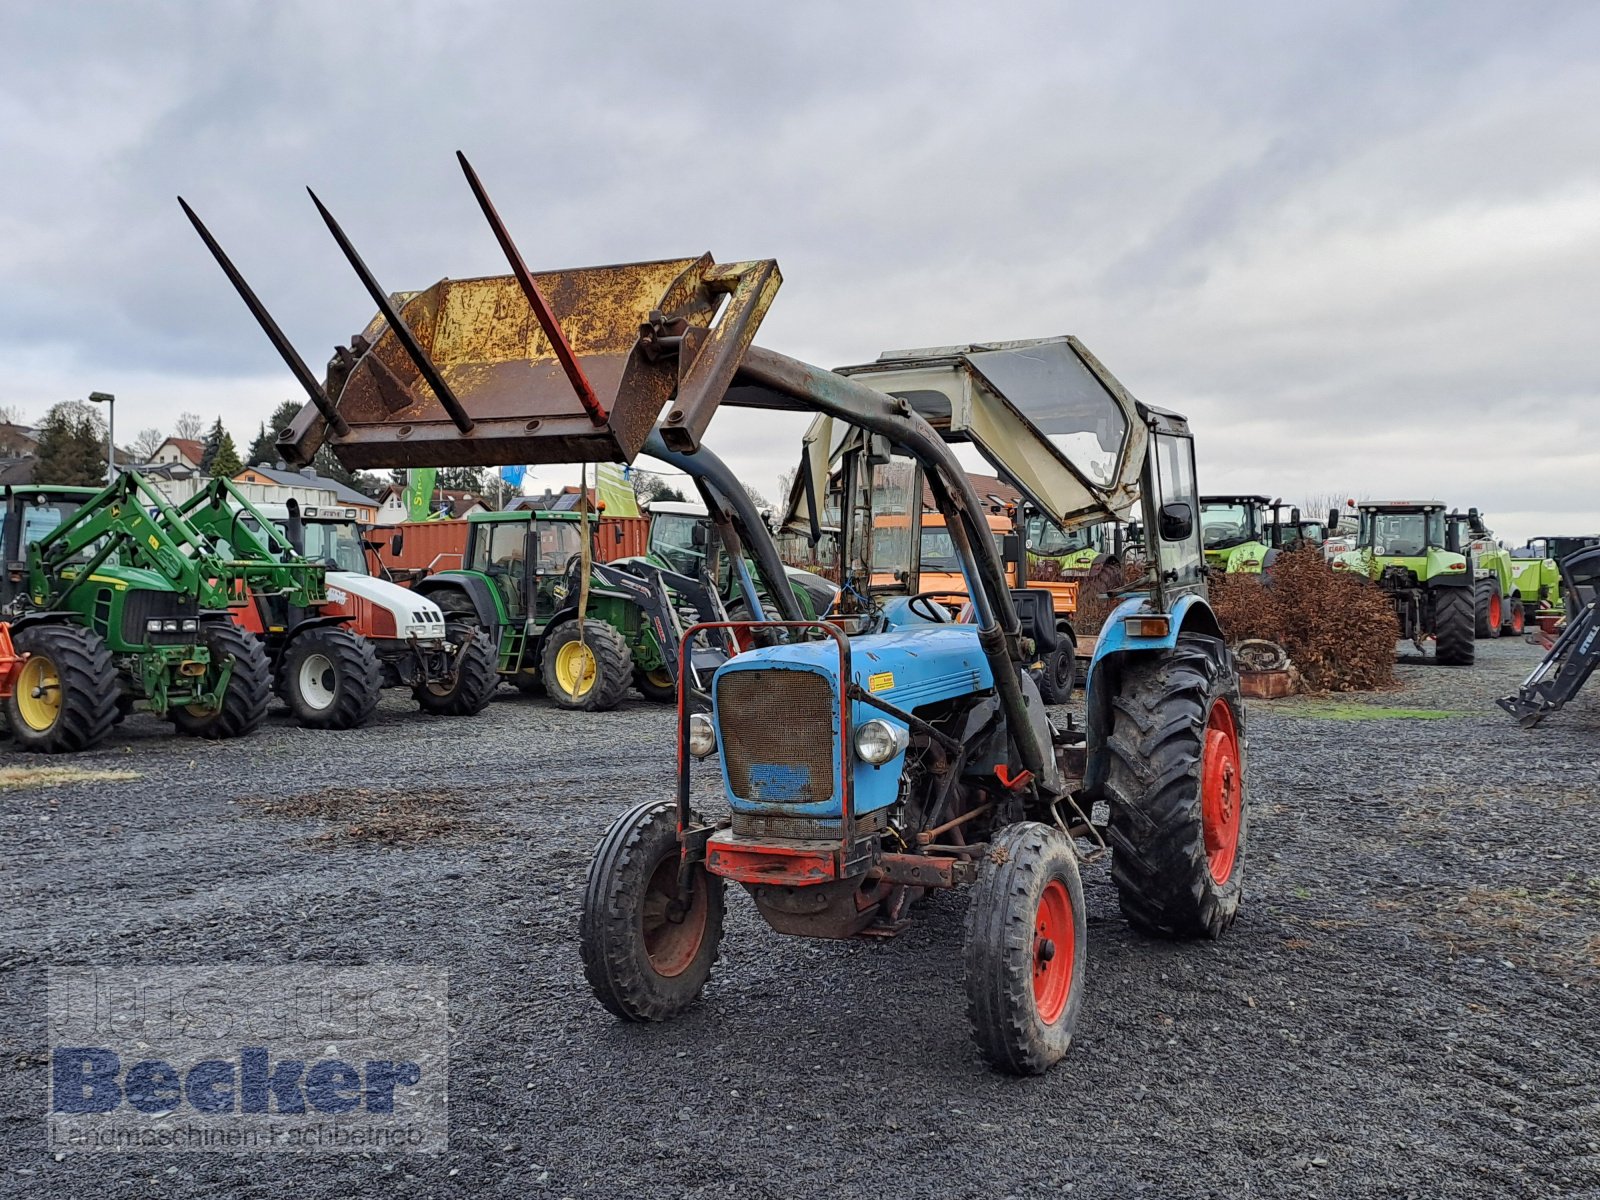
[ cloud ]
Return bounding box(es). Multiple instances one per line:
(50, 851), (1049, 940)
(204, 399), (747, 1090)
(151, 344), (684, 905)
(1, 1), (1597, 541)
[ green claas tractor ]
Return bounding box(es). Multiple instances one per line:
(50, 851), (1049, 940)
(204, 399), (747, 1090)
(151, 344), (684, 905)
(1445, 508), (1527, 639)
(0, 474), (273, 752)
(1023, 511), (1123, 575)
(1331, 500), (1475, 665)
(1513, 535), (1599, 620)
(1200, 495), (1274, 573)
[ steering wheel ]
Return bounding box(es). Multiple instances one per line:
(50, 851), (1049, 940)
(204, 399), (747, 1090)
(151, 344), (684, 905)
(906, 591), (964, 624)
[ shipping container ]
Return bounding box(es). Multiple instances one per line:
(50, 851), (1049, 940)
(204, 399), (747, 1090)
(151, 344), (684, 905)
(372, 514), (651, 583)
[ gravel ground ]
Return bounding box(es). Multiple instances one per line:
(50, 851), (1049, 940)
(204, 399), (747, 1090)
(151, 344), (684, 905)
(2, 635), (1597, 1198)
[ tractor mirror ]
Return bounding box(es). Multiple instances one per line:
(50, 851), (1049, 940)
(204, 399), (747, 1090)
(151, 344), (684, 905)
(1001, 532), (1022, 565)
(390, 531), (404, 556)
(691, 522), (709, 550)
(1158, 502), (1193, 542)
(1290, 506), (1301, 525)
(1327, 508), (1341, 533)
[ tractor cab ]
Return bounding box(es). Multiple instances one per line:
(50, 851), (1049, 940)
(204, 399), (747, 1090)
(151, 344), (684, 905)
(644, 499), (714, 581)
(1, 486), (99, 587)
(1334, 501), (1477, 662)
(1199, 495), (1272, 573)
(461, 509), (586, 627)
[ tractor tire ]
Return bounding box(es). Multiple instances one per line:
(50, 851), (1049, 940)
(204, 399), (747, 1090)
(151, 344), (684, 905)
(170, 623), (272, 740)
(1506, 598), (1526, 637)
(1036, 640), (1076, 704)
(962, 822), (1086, 1075)
(1104, 633), (1246, 940)
(1474, 579), (1503, 639)
(634, 665), (678, 704)
(541, 619), (632, 711)
(1433, 586), (1476, 666)
(279, 626), (382, 730)
(6, 624), (119, 754)
(414, 628), (498, 716)
(580, 799), (725, 1022)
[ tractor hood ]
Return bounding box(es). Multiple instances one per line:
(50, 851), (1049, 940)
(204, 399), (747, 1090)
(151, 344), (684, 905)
(325, 571), (447, 641)
(1331, 546), (1470, 582)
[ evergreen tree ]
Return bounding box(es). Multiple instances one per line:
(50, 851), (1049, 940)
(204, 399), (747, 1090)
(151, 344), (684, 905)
(32, 403), (106, 486)
(247, 422), (276, 465)
(199, 418), (225, 474)
(210, 432), (244, 478)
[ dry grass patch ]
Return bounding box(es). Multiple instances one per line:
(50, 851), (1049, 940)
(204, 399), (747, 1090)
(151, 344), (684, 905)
(235, 786), (488, 848)
(0, 767), (141, 791)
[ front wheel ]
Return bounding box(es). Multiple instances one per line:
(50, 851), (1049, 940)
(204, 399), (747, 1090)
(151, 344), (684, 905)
(1433, 586), (1476, 666)
(1475, 580), (1504, 639)
(280, 626), (382, 730)
(6, 623), (120, 754)
(963, 822), (1087, 1075)
(1036, 637), (1076, 704)
(580, 800), (725, 1022)
(1104, 632), (1246, 939)
(634, 665), (677, 704)
(541, 619), (632, 711)
(415, 626), (499, 716)
(170, 623), (272, 739)
(1505, 597), (1526, 637)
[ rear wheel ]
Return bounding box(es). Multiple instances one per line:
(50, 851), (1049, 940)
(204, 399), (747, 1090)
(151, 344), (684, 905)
(541, 619), (632, 711)
(580, 800), (725, 1022)
(1104, 633), (1246, 939)
(963, 822), (1086, 1075)
(280, 626), (382, 730)
(1474, 580), (1503, 639)
(170, 623), (272, 739)
(414, 628), (498, 716)
(1433, 586), (1476, 665)
(6, 624), (119, 754)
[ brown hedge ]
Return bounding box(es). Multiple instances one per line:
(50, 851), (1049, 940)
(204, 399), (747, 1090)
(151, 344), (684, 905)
(1209, 546), (1398, 692)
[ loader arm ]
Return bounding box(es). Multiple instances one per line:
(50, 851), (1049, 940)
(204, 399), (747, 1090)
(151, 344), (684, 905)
(29, 472), (234, 611)
(169, 478), (328, 607)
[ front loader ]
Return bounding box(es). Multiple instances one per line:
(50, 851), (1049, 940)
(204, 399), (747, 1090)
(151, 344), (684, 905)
(184, 158), (1247, 1075)
(1331, 500), (1476, 665)
(1, 475), (272, 753)
(1498, 545), (1600, 726)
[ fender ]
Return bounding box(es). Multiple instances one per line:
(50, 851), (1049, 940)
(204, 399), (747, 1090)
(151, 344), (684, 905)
(284, 613), (353, 642)
(7, 610), (85, 635)
(1082, 593), (1224, 797)
(415, 572), (505, 632)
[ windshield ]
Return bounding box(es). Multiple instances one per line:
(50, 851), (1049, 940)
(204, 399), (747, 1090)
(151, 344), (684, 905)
(918, 525), (1005, 574)
(1360, 510), (1444, 556)
(967, 341), (1127, 488)
(469, 520), (530, 575)
(1026, 515), (1093, 556)
(651, 513), (707, 578)
(534, 521), (583, 571)
(1200, 502), (1261, 550)
(300, 521), (368, 574)
(7, 497), (91, 563)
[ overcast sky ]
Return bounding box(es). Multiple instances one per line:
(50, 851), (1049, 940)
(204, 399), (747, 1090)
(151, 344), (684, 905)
(2, 1), (1596, 542)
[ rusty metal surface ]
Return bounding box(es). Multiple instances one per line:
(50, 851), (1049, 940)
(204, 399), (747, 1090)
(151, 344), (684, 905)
(276, 254), (780, 471)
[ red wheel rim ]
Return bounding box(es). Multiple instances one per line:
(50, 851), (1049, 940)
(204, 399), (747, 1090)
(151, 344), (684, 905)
(1510, 605), (1524, 634)
(1199, 699), (1242, 885)
(1489, 593), (1502, 630)
(641, 856), (708, 977)
(1032, 879), (1075, 1025)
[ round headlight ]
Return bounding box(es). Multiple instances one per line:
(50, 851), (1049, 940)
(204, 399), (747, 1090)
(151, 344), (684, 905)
(688, 713), (717, 759)
(854, 719), (908, 765)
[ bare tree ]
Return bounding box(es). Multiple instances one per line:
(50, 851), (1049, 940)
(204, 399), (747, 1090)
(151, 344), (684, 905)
(173, 412), (205, 440)
(0, 403), (23, 426)
(130, 428), (165, 462)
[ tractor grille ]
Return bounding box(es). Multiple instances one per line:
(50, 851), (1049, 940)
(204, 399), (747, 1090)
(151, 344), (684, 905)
(121, 591), (202, 646)
(717, 669), (837, 806)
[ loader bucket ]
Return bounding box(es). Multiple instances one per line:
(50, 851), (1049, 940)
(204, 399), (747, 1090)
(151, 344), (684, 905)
(279, 255), (780, 470)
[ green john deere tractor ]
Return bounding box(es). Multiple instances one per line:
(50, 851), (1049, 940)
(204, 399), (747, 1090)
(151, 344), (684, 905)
(0, 474), (274, 752)
(1445, 508), (1526, 639)
(1331, 500), (1475, 665)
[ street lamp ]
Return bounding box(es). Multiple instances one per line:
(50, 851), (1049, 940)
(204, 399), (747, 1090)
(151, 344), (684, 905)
(88, 391), (115, 479)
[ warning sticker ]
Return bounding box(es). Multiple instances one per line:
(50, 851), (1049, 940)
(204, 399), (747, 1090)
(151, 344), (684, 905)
(868, 671), (895, 693)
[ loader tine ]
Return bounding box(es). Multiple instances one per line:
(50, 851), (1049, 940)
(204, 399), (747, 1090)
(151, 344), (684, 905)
(456, 151), (608, 426)
(305, 187), (476, 434)
(177, 196), (351, 437)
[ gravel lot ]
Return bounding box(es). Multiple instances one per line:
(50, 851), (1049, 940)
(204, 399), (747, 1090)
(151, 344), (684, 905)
(2, 635), (1596, 1198)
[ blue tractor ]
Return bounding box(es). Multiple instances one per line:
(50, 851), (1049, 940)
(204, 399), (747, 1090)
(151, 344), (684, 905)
(581, 338), (1247, 1074)
(182, 160), (1246, 1075)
